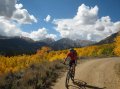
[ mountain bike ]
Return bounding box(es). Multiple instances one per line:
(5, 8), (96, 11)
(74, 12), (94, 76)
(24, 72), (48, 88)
(64, 63), (75, 88)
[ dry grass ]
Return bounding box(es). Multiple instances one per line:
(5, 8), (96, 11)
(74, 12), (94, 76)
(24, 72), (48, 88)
(0, 60), (65, 89)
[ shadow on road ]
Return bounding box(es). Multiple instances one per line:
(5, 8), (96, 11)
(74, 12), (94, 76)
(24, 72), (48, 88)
(67, 79), (106, 89)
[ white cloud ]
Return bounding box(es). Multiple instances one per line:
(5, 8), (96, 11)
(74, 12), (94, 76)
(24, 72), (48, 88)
(0, 17), (22, 36)
(44, 15), (51, 22)
(0, 17), (56, 40)
(0, 0), (37, 24)
(53, 4), (120, 42)
(26, 28), (56, 41)
(0, 1), (120, 42)
(0, 0), (55, 41)
(12, 3), (37, 24)
(74, 4), (98, 25)
(15, 3), (23, 9)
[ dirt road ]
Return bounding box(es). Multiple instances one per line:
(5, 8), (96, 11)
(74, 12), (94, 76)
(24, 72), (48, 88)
(51, 57), (120, 89)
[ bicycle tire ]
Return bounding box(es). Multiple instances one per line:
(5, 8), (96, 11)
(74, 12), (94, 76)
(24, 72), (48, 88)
(65, 71), (70, 88)
(71, 71), (75, 82)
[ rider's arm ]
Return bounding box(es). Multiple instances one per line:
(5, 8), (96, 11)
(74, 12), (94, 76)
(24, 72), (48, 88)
(64, 56), (68, 64)
(64, 52), (70, 63)
(64, 58), (67, 64)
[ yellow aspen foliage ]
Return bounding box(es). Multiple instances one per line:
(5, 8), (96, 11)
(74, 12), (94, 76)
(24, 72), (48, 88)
(36, 46), (52, 60)
(0, 42), (115, 76)
(114, 36), (120, 56)
(75, 44), (114, 57)
(37, 46), (51, 55)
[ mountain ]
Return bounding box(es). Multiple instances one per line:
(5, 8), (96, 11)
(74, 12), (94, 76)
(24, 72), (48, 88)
(0, 36), (48, 56)
(50, 38), (96, 50)
(96, 31), (120, 45)
(0, 35), (9, 39)
(50, 38), (81, 50)
(0, 36), (96, 56)
(19, 36), (34, 43)
(76, 39), (96, 46)
(38, 38), (55, 45)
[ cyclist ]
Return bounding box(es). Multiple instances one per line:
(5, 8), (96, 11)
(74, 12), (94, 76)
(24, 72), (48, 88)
(64, 48), (78, 75)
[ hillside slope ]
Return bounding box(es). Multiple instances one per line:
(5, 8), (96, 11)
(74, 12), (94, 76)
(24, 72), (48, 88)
(0, 37), (48, 56)
(96, 31), (120, 45)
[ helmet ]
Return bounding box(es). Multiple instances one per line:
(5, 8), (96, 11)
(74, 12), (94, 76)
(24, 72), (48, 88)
(69, 48), (74, 52)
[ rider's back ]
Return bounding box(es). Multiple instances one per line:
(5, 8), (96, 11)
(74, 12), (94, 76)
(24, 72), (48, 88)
(67, 50), (77, 60)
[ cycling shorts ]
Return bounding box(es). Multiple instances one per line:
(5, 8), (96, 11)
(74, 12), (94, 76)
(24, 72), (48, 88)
(69, 60), (76, 67)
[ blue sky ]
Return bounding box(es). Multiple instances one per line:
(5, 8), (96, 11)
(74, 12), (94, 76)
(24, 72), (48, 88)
(19, 0), (120, 20)
(0, 0), (120, 41)
(19, 0), (120, 32)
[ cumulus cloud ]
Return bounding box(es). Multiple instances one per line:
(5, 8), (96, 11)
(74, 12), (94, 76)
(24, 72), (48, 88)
(15, 3), (23, 9)
(12, 3), (37, 24)
(0, 17), (56, 40)
(0, 0), (55, 41)
(0, 0), (37, 24)
(53, 4), (120, 42)
(44, 15), (51, 22)
(1, 1), (120, 42)
(25, 28), (56, 41)
(74, 4), (98, 25)
(0, 17), (22, 36)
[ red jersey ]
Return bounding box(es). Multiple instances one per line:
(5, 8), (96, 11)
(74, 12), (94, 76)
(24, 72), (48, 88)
(67, 51), (77, 60)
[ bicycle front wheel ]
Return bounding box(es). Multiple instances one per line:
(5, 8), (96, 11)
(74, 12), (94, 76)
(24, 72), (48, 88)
(65, 72), (70, 88)
(71, 71), (75, 82)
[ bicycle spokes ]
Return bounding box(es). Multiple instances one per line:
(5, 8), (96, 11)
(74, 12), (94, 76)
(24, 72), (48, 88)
(65, 68), (75, 88)
(71, 71), (75, 82)
(65, 72), (70, 87)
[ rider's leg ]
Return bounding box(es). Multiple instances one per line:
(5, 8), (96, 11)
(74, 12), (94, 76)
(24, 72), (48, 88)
(69, 60), (75, 74)
(72, 64), (75, 74)
(71, 63), (75, 82)
(72, 60), (76, 73)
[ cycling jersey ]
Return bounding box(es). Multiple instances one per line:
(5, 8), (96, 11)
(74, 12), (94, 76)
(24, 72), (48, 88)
(67, 51), (77, 60)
